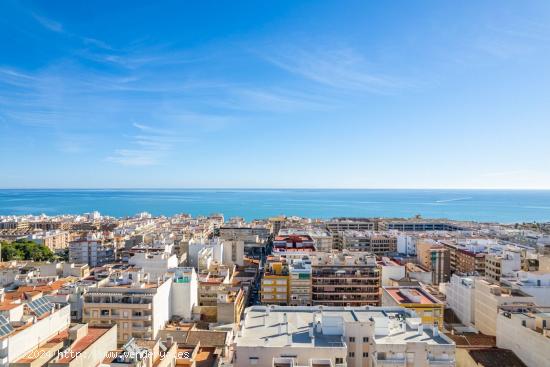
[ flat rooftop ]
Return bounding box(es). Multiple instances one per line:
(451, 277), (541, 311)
(383, 287), (441, 305)
(236, 306), (453, 348)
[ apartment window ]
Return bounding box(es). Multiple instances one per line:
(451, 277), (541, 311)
(335, 358), (344, 364)
(249, 357), (259, 365)
(349, 337), (355, 342)
(348, 352), (355, 358)
(363, 352), (369, 358)
(363, 337), (369, 343)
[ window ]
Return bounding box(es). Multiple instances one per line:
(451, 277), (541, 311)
(349, 337), (355, 342)
(249, 357), (259, 365)
(363, 337), (369, 343)
(348, 352), (355, 358)
(335, 358), (344, 364)
(363, 352), (368, 358)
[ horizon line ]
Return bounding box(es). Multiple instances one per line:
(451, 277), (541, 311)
(1, 187), (550, 191)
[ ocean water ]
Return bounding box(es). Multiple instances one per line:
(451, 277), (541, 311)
(0, 189), (549, 223)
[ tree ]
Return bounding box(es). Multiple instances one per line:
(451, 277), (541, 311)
(1, 239), (55, 261)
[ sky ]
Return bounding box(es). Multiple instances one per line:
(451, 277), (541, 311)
(1, 0), (550, 189)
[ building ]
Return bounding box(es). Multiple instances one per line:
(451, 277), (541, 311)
(430, 247), (451, 284)
(382, 286), (445, 329)
(47, 324), (117, 367)
(446, 275), (476, 326)
(222, 239), (245, 266)
(0, 301), (71, 366)
(341, 231), (397, 255)
(381, 221), (464, 232)
(27, 230), (70, 251)
(279, 228), (334, 252)
(170, 267), (198, 320)
(102, 337), (178, 367)
(378, 258), (406, 287)
(82, 270), (171, 343)
(273, 235), (316, 253)
(485, 249), (521, 283)
(473, 278), (535, 336)
(288, 259), (312, 306)
(234, 305), (456, 367)
(261, 258), (290, 305)
(69, 236), (116, 267)
(496, 306), (550, 367)
(188, 238), (223, 269)
(455, 249), (485, 276)
(326, 219), (378, 233)
(311, 252), (380, 307)
(501, 271), (550, 306)
(128, 251), (179, 281)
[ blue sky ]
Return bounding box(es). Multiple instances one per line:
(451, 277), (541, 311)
(1, 0), (550, 189)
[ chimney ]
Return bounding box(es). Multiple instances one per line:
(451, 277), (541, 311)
(433, 322), (439, 337)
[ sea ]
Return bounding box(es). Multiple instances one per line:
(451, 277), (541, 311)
(0, 189), (550, 223)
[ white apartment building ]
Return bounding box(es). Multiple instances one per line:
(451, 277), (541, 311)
(502, 271), (550, 306)
(235, 305), (455, 367)
(396, 235), (416, 256)
(0, 301), (70, 366)
(474, 278), (535, 336)
(222, 239), (245, 266)
(169, 267), (198, 320)
(485, 248), (521, 283)
(379, 258), (405, 287)
(128, 251), (179, 281)
(446, 275), (476, 326)
(188, 238), (224, 269)
(82, 270), (171, 343)
(496, 307), (550, 367)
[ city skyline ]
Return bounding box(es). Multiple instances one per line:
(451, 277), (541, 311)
(2, 1), (550, 189)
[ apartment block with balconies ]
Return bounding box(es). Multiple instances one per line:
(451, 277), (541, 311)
(310, 251), (381, 307)
(82, 269), (170, 343)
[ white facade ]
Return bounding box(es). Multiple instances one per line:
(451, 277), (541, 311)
(379, 258), (406, 286)
(496, 310), (550, 367)
(397, 235), (416, 255)
(474, 278), (536, 336)
(222, 239), (245, 266)
(235, 306), (455, 367)
(170, 267), (198, 320)
(188, 238), (223, 268)
(502, 271), (550, 306)
(446, 275), (476, 326)
(1, 304), (70, 366)
(128, 251), (179, 281)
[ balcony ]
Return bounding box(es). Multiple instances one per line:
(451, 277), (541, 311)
(374, 358), (405, 367)
(427, 359), (454, 366)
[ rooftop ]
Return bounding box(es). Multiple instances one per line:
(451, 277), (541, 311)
(383, 286), (442, 305)
(236, 306), (453, 348)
